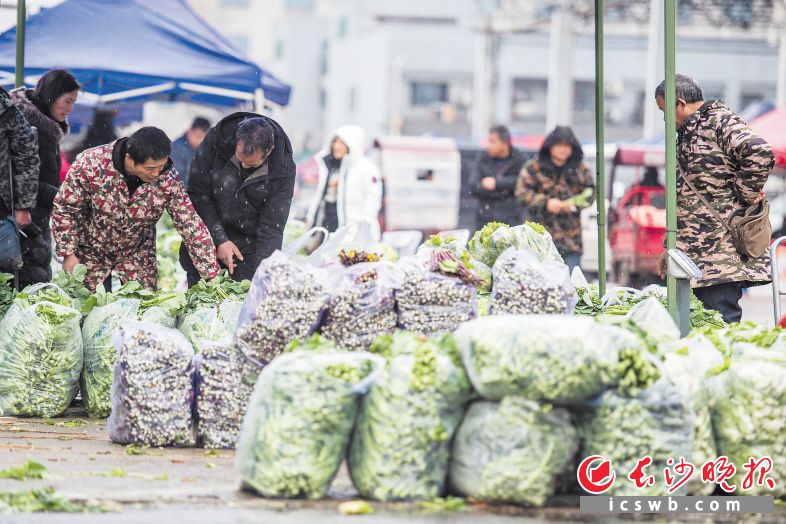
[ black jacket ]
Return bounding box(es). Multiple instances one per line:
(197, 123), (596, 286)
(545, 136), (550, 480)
(470, 148), (527, 227)
(10, 88), (67, 287)
(181, 112), (295, 282)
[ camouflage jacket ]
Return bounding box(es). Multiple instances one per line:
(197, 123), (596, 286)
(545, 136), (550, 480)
(676, 100), (774, 287)
(52, 142), (220, 291)
(515, 159), (595, 255)
(0, 87), (39, 215)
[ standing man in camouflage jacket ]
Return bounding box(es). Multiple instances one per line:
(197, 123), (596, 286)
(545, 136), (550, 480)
(53, 126), (220, 292)
(0, 86), (40, 272)
(656, 74), (775, 323)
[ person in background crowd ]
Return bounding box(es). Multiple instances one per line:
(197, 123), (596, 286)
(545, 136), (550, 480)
(10, 69), (80, 287)
(53, 126), (220, 291)
(640, 167), (663, 188)
(516, 126), (595, 272)
(470, 125), (528, 230)
(306, 125), (383, 239)
(171, 117), (211, 187)
(68, 109), (117, 161)
(180, 113), (296, 286)
(655, 74), (774, 323)
(0, 87), (40, 280)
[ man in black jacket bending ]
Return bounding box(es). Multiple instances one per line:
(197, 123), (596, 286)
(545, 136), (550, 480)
(179, 113), (295, 286)
(470, 125), (527, 230)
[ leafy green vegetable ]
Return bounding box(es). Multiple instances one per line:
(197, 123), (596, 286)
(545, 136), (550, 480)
(455, 315), (642, 403)
(0, 273), (15, 318)
(449, 398), (578, 506)
(183, 270), (250, 314)
(82, 281), (185, 325)
(237, 351), (383, 499)
(0, 461), (46, 480)
(284, 333), (339, 353)
(467, 222), (517, 268)
(418, 497), (470, 513)
(0, 488), (113, 513)
(564, 188), (594, 209)
(156, 212), (185, 291)
(690, 321), (784, 357)
(579, 380), (693, 496)
(179, 300), (243, 353)
(338, 500), (374, 515)
(0, 291), (82, 417)
(349, 332), (473, 501)
(52, 265), (92, 316)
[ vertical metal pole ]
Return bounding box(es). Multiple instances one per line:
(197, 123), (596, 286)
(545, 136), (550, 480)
(664, 0), (678, 317)
(15, 0), (25, 88)
(595, 0), (606, 297)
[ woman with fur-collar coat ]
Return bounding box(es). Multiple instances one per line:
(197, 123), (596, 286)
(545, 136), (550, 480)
(10, 69), (80, 287)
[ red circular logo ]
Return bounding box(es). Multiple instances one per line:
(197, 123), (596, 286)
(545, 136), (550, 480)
(577, 455), (616, 494)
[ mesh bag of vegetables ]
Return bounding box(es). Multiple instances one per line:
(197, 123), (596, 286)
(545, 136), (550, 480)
(108, 320), (196, 447)
(194, 338), (246, 449)
(236, 350), (384, 499)
(467, 222), (521, 268)
(319, 261), (398, 352)
(661, 338), (724, 495)
(235, 251), (330, 365)
(448, 397), (578, 506)
(81, 299), (140, 418)
(490, 248), (576, 315)
(709, 346), (786, 496)
(579, 379), (694, 496)
(396, 257), (477, 336)
(514, 222), (564, 263)
(348, 332), (473, 501)
(0, 272), (14, 318)
(455, 315), (641, 403)
(0, 285), (82, 417)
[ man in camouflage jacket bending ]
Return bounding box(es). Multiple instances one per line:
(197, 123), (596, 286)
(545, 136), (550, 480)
(53, 127), (220, 292)
(656, 74), (775, 323)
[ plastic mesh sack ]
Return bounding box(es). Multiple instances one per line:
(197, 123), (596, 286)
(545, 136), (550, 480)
(179, 300), (243, 354)
(626, 297), (680, 344)
(108, 320), (195, 447)
(236, 350), (384, 499)
(710, 346), (786, 497)
(449, 397), (578, 506)
(194, 338), (246, 449)
(396, 259), (476, 336)
(490, 248), (576, 315)
(579, 379), (694, 496)
(514, 222), (564, 263)
(348, 332), (473, 501)
(455, 315), (638, 403)
(235, 251), (330, 365)
(320, 262), (398, 352)
(81, 299), (140, 418)
(0, 297), (82, 417)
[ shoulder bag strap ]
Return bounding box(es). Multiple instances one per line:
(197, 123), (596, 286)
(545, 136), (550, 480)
(677, 154), (733, 234)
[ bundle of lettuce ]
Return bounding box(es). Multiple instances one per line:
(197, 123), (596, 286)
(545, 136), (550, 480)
(178, 270), (250, 353)
(348, 331), (473, 501)
(81, 281), (186, 418)
(449, 397), (578, 506)
(236, 350), (384, 499)
(418, 234), (491, 294)
(0, 284), (82, 417)
(0, 273), (14, 318)
(51, 264), (93, 317)
(468, 221), (563, 269)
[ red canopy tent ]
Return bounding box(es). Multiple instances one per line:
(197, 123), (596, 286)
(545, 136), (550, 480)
(750, 105), (786, 168)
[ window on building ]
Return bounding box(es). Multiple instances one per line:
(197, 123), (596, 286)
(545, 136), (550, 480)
(573, 80), (595, 124)
(347, 87), (356, 113)
(319, 89), (326, 110)
(510, 78), (547, 122)
(275, 40), (284, 59)
(319, 40), (329, 75)
(338, 17), (348, 38)
(741, 86), (776, 110)
(285, 0), (314, 9)
(221, 0), (250, 6)
(410, 82), (448, 107)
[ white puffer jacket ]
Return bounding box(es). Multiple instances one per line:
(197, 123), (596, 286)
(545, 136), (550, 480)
(306, 125), (383, 240)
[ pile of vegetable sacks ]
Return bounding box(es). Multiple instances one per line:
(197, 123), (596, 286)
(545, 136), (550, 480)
(81, 281), (186, 418)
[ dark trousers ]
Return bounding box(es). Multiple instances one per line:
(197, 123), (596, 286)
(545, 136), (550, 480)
(179, 243), (257, 288)
(562, 253), (581, 274)
(693, 282), (744, 324)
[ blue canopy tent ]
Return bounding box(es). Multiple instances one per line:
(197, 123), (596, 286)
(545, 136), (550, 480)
(0, 0), (291, 108)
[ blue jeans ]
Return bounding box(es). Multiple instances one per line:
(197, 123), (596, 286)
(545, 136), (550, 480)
(563, 253), (581, 274)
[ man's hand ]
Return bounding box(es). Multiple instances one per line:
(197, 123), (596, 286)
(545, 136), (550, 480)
(62, 253), (80, 273)
(217, 240), (244, 275)
(562, 201), (578, 213)
(13, 210), (31, 228)
(658, 251), (667, 279)
(546, 198), (565, 214)
(480, 177), (497, 191)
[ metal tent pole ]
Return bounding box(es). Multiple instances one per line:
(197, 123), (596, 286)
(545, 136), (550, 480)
(664, 0), (678, 317)
(15, 0), (25, 88)
(595, 0), (606, 296)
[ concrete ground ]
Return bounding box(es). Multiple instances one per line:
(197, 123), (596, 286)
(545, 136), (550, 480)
(1, 411), (785, 523)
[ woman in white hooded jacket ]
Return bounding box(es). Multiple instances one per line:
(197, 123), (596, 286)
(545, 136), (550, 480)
(306, 125), (383, 240)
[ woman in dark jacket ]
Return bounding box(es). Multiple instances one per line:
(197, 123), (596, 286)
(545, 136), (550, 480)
(515, 126), (594, 272)
(11, 69), (80, 287)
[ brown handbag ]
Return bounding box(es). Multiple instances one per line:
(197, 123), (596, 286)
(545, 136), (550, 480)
(681, 175), (771, 259)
